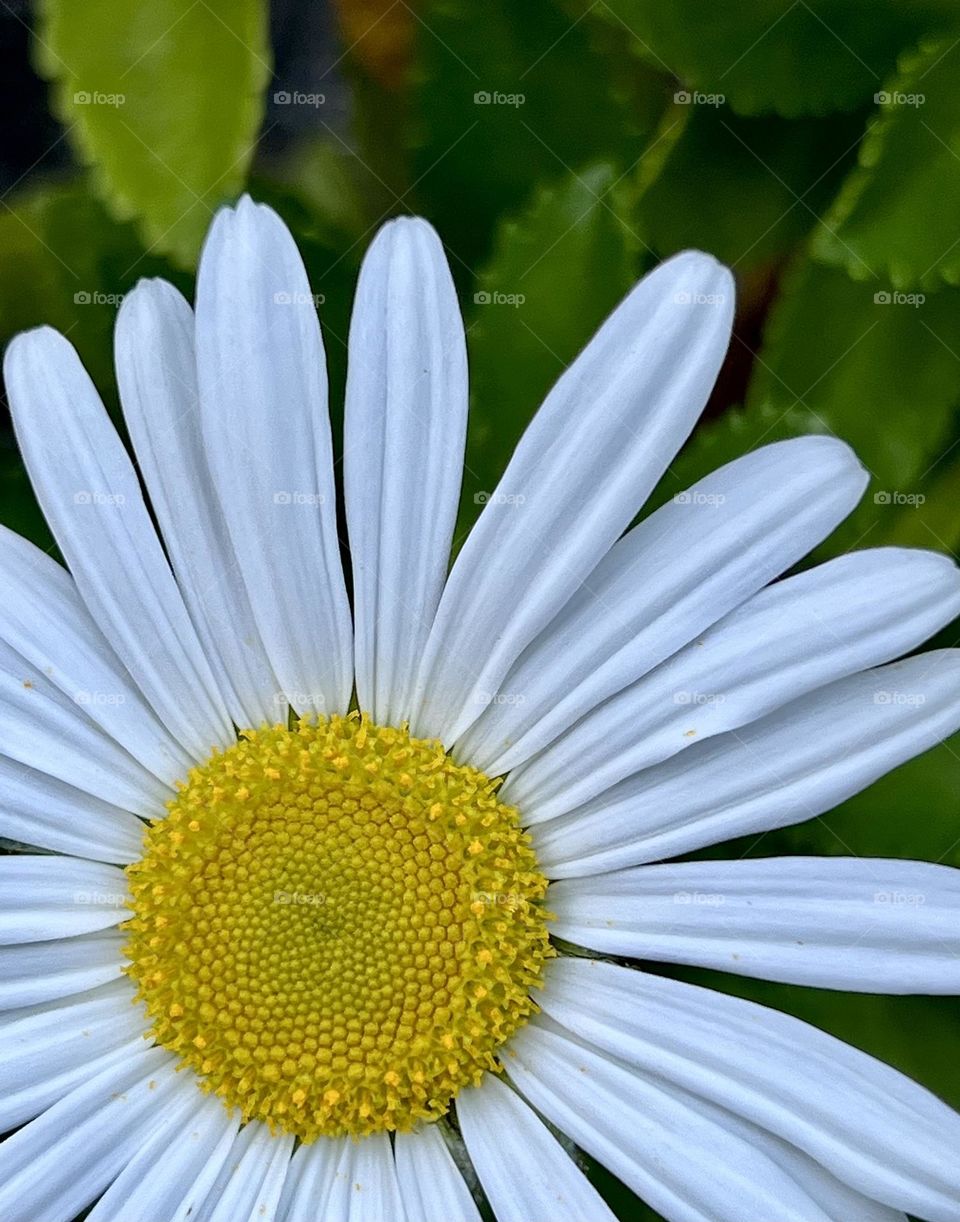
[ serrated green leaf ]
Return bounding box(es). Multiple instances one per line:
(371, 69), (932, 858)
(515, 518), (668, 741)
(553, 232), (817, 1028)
(650, 258), (960, 554)
(457, 163), (640, 539)
(814, 36), (960, 289)
(637, 105), (863, 267)
(577, 0), (955, 117)
(410, 0), (665, 269)
(36, 0), (270, 267)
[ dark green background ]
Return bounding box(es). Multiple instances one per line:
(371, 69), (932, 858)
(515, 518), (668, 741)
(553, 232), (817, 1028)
(2, 3), (959, 1220)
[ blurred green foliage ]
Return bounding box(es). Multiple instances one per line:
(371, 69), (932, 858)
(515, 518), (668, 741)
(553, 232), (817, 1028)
(2, 2), (960, 1219)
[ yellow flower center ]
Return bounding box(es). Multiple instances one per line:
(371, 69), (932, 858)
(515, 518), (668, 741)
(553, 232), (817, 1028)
(123, 714), (551, 1139)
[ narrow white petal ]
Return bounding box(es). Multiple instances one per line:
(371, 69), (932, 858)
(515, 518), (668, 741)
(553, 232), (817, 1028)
(0, 637), (170, 815)
(507, 1020), (834, 1222)
(410, 251), (734, 745)
(457, 1072), (617, 1222)
(0, 526), (190, 784)
(191, 1121), (294, 1222)
(86, 1092), (240, 1222)
(323, 1132), (406, 1222)
(117, 279), (282, 729)
(276, 1136), (343, 1222)
(195, 197), (352, 717)
(0, 757), (145, 863)
(394, 1126), (482, 1222)
(509, 548), (960, 819)
(534, 650), (960, 875)
(4, 327), (234, 759)
(0, 1045), (182, 1222)
(459, 436), (867, 774)
(345, 217), (467, 726)
(0, 856), (128, 943)
(0, 928), (125, 1009)
(535, 958), (960, 1221)
(0, 979), (146, 1131)
(550, 857), (960, 993)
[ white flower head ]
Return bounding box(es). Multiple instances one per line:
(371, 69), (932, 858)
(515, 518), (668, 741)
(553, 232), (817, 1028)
(2, 197), (960, 1222)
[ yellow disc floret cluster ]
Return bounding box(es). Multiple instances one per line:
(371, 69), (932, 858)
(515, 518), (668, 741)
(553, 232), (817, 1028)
(123, 714), (552, 1139)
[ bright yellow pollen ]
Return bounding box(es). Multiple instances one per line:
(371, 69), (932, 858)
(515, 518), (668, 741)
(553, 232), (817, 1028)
(123, 714), (552, 1140)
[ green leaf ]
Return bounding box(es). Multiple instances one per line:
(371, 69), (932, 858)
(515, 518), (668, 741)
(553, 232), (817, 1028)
(577, 0), (955, 117)
(636, 105), (864, 267)
(814, 36), (960, 289)
(410, 0), (665, 269)
(36, 0), (271, 267)
(0, 180), (188, 403)
(650, 258), (960, 554)
(458, 163), (640, 539)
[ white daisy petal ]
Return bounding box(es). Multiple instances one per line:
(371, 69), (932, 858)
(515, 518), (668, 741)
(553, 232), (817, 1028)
(509, 548), (960, 819)
(0, 757), (145, 864)
(459, 436), (867, 775)
(394, 1126), (482, 1222)
(0, 929), (125, 1009)
(4, 327), (235, 760)
(191, 1121), (294, 1222)
(0, 856), (128, 943)
(534, 650), (960, 875)
(276, 1136), (344, 1222)
(195, 196), (352, 718)
(0, 526), (190, 784)
(456, 1072), (618, 1222)
(117, 279), (282, 729)
(323, 1132), (406, 1222)
(390, 1124), (476, 1222)
(536, 958), (960, 1221)
(410, 251), (734, 744)
(344, 217), (468, 726)
(0, 979), (146, 1132)
(550, 856), (960, 993)
(0, 1045), (181, 1222)
(507, 1019), (834, 1222)
(86, 1092), (240, 1222)
(0, 638), (170, 814)
(715, 1105), (908, 1222)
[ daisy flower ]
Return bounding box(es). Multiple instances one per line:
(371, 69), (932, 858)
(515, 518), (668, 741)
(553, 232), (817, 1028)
(2, 196), (960, 1222)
